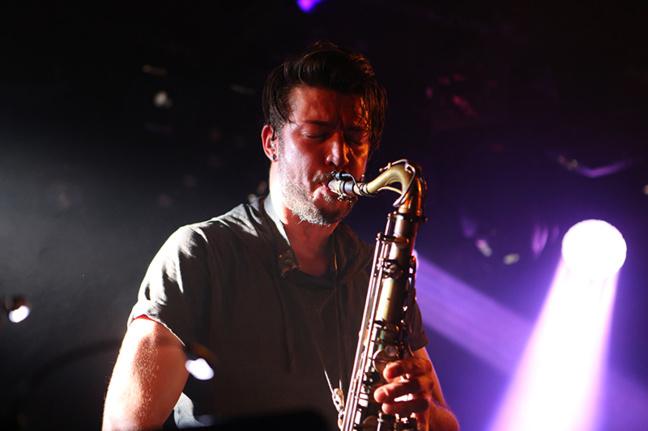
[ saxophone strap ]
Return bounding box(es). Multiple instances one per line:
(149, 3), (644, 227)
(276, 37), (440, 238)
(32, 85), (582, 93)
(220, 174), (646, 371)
(264, 196), (349, 418)
(290, 246), (349, 416)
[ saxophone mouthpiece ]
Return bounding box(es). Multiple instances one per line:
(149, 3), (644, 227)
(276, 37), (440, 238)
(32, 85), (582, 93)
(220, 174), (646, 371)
(328, 171), (358, 200)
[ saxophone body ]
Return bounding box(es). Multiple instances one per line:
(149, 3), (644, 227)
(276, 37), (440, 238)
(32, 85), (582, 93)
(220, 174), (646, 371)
(328, 159), (427, 431)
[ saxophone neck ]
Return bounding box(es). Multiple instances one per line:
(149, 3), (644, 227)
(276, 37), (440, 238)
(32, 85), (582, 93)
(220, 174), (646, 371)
(376, 159), (426, 218)
(328, 159), (427, 218)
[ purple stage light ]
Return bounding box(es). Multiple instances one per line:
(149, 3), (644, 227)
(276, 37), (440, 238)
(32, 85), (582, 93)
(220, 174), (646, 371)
(490, 268), (617, 431)
(297, 0), (323, 13)
(562, 219), (626, 280)
(414, 255), (647, 429)
(415, 258), (533, 374)
(490, 220), (626, 431)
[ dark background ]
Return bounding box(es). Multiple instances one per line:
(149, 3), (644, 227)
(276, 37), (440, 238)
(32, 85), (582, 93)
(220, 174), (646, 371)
(0, 1), (647, 429)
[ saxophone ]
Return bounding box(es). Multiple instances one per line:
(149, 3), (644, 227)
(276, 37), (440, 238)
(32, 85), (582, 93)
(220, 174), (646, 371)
(328, 159), (427, 431)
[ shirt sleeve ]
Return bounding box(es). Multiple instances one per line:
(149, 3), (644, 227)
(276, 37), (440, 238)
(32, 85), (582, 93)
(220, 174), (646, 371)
(128, 225), (215, 347)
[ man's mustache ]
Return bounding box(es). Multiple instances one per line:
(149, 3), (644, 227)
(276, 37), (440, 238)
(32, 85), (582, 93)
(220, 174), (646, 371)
(311, 171), (335, 184)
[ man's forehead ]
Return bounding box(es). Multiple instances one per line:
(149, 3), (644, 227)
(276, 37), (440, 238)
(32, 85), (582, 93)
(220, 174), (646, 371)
(287, 85), (369, 126)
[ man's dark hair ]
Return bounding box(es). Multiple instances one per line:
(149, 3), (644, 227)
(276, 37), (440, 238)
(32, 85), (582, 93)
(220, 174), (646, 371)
(262, 41), (387, 153)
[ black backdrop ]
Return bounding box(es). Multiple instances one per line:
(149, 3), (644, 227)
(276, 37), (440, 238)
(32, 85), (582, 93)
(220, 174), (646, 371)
(1, 1), (647, 429)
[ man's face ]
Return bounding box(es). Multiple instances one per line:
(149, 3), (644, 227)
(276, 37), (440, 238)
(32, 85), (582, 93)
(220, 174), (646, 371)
(276, 85), (371, 225)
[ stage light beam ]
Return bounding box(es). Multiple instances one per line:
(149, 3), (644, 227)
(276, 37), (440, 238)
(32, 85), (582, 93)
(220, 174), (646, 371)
(490, 219), (625, 431)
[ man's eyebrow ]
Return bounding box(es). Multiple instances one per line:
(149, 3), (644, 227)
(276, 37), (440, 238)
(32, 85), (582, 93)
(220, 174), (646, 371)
(300, 120), (367, 130)
(346, 125), (367, 132)
(300, 120), (335, 126)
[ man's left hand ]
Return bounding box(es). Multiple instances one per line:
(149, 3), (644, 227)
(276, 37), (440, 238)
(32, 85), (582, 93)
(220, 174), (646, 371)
(373, 355), (434, 428)
(373, 348), (460, 431)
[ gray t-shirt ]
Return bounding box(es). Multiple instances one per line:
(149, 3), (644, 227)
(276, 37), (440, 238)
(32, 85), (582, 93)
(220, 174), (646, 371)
(129, 195), (428, 430)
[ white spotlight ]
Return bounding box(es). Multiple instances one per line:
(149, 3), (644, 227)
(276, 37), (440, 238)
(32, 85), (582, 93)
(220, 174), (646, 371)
(185, 358), (214, 381)
(3, 296), (31, 324)
(562, 219), (626, 279)
(8, 304), (30, 323)
(490, 219), (625, 431)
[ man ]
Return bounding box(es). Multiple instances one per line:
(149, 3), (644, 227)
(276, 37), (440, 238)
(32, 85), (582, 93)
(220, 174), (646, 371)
(103, 42), (459, 431)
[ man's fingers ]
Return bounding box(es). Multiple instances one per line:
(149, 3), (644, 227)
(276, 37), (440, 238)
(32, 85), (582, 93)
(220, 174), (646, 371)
(383, 357), (433, 381)
(374, 356), (439, 423)
(414, 411), (429, 431)
(374, 379), (423, 403)
(380, 396), (430, 416)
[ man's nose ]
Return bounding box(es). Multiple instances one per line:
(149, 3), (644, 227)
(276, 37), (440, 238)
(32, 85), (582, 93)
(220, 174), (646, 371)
(326, 130), (350, 168)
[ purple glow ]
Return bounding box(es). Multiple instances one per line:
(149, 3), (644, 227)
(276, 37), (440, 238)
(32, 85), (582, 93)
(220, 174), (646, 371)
(297, 0), (322, 13)
(556, 155), (634, 178)
(415, 258), (532, 373)
(562, 219), (626, 280)
(475, 238), (493, 257)
(489, 260), (618, 431)
(531, 224), (549, 257)
(414, 256), (648, 429)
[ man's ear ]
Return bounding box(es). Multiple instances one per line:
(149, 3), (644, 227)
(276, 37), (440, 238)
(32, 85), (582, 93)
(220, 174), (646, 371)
(261, 124), (278, 162)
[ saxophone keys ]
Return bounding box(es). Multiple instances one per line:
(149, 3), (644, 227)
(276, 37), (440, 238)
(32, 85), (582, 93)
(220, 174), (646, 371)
(381, 260), (404, 280)
(372, 344), (400, 375)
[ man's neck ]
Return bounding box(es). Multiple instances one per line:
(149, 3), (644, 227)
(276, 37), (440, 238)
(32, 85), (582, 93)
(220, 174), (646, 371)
(284, 218), (335, 277)
(270, 188), (337, 277)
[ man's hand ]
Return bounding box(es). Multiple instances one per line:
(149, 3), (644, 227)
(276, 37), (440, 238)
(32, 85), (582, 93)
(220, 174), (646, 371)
(374, 355), (433, 417)
(373, 348), (460, 431)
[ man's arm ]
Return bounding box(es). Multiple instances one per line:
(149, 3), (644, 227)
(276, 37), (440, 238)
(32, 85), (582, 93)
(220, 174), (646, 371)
(102, 317), (188, 431)
(374, 347), (459, 431)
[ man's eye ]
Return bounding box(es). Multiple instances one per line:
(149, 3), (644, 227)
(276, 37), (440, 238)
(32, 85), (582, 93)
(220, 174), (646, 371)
(345, 133), (367, 146)
(305, 132), (327, 140)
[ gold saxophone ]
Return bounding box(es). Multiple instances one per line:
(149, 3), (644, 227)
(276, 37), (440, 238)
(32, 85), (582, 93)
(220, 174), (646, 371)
(328, 159), (427, 431)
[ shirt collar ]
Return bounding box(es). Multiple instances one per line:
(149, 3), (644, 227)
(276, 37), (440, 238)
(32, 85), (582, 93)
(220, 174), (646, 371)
(262, 192), (363, 284)
(263, 193), (299, 277)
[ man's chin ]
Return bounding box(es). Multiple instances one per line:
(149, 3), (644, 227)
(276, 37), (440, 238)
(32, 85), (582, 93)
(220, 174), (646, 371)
(292, 199), (352, 226)
(283, 184), (355, 226)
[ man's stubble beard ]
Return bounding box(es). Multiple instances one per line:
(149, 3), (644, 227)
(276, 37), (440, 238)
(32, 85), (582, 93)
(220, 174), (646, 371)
(278, 157), (355, 226)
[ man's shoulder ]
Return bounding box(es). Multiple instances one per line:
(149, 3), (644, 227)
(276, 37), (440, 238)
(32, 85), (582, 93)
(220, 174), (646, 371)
(176, 197), (268, 246)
